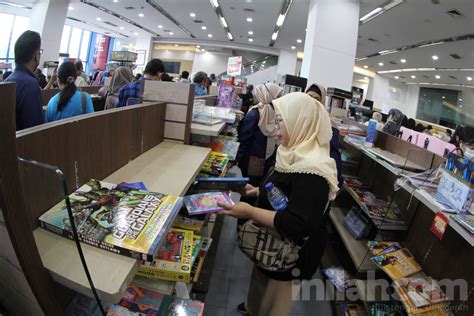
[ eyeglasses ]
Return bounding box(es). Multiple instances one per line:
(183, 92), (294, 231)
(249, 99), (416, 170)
(275, 114), (283, 129)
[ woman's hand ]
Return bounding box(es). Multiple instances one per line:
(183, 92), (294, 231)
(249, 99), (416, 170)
(242, 184), (259, 198)
(218, 201), (254, 219)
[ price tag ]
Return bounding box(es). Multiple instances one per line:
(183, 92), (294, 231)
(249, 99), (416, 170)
(430, 212), (449, 240)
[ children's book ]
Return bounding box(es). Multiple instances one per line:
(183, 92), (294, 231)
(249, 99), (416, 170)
(370, 248), (422, 280)
(183, 192), (234, 216)
(210, 138), (240, 160)
(138, 229), (194, 282)
(367, 241), (404, 255)
(192, 235), (204, 264)
(173, 216), (204, 233)
(200, 151), (230, 177)
(38, 179), (182, 262)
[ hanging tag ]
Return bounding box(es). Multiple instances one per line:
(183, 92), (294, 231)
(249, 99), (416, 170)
(430, 212), (449, 240)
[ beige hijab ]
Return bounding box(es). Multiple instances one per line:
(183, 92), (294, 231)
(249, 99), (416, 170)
(249, 83), (284, 159)
(273, 92), (339, 201)
(305, 83), (327, 104)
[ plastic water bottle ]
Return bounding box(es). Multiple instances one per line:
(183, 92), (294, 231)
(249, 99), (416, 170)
(265, 182), (288, 212)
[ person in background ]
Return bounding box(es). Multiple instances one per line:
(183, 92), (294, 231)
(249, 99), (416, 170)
(210, 73), (217, 83)
(74, 61), (88, 87)
(2, 71), (12, 81)
(100, 65), (116, 86)
(240, 84), (255, 114)
(34, 68), (48, 89)
(220, 92), (339, 316)
(179, 71), (190, 83)
(236, 83), (283, 186)
(406, 118), (416, 130)
(105, 66), (133, 110)
(161, 73), (173, 82)
(134, 73), (142, 82)
(205, 76), (213, 93)
(414, 123), (425, 132)
(117, 58), (165, 107)
(5, 30), (44, 131)
(193, 71), (208, 96)
(305, 83), (343, 188)
(45, 61), (94, 123)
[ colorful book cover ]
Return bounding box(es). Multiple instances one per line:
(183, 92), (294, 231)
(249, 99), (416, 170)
(394, 277), (450, 315)
(173, 216), (204, 233)
(138, 228), (194, 282)
(367, 241), (404, 255)
(190, 237), (213, 282)
(366, 203), (405, 224)
(192, 177), (249, 193)
(370, 248), (422, 280)
(200, 151), (230, 177)
(117, 285), (204, 316)
(210, 138), (240, 160)
(183, 192), (234, 216)
(38, 179), (182, 262)
(66, 293), (111, 316)
(119, 182), (148, 191)
(192, 235), (204, 264)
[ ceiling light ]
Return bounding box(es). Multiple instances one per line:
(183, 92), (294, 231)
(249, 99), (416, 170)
(395, 76), (399, 79)
(435, 75), (440, 79)
(276, 14), (286, 27)
(459, 98), (463, 101)
(432, 55), (438, 60)
(120, 26), (124, 30)
(411, 75), (416, 79)
(68, 6), (74, 10)
(419, 41), (445, 48)
(201, 26), (207, 30)
(169, 32), (174, 35)
(364, 77), (369, 80)
(196, 45), (200, 48)
(442, 96), (445, 99)
(400, 59), (406, 63)
(392, 88), (397, 92)
(113, 0), (118, 2)
(158, 25), (163, 28)
(378, 62), (384, 66)
(360, 7), (382, 22)
(0, 1), (27, 8)
(96, 17), (101, 21)
(210, 0), (219, 8)
(175, 44), (178, 47)
(249, 38), (254, 42)
(248, 31), (253, 35)
(364, 65), (368, 69)
(208, 34), (213, 38)
(138, 13), (144, 17)
(190, 12), (196, 18)
(291, 45), (296, 50)
(201, 49), (206, 52)
(247, 17), (253, 22)
(220, 16), (228, 28)
(379, 49), (397, 55)
(134, 32), (138, 36)
(384, 0), (404, 10)
(460, 105), (463, 108)
(227, 32), (233, 40)
(297, 39), (302, 43)
(467, 76), (473, 81)
(271, 32), (278, 41)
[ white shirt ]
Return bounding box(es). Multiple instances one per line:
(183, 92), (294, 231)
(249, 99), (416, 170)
(75, 76), (87, 87)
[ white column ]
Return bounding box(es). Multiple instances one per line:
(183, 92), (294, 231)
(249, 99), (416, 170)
(28, 0), (69, 63)
(301, 0), (359, 91)
(366, 75), (389, 112)
(276, 50), (297, 77)
(135, 37), (154, 63)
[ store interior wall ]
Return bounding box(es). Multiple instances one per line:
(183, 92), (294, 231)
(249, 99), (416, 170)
(245, 65), (278, 86)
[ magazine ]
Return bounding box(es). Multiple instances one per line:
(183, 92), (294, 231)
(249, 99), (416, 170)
(321, 267), (354, 292)
(200, 151), (230, 177)
(183, 192), (234, 216)
(38, 179), (182, 262)
(367, 241), (404, 255)
(370, 248), (422, 280)
(210, 138), (240, 160)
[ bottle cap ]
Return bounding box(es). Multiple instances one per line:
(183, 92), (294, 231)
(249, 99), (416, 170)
(264, 182), (274, 190)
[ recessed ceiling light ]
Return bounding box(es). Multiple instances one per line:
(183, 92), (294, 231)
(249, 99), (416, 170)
(291, 45), (296, 50)
(432, 55), (438, 60)
(435, 75), (440, 79)
(120, 26), (124, 30)
(208, 34), (213, 38)
(400, 59), (406, 63)
(190, 12), (196, 18)
(138, 13), (144, 17)
(175, 44), (178, 47)
(271, 32), (278, 41)
(158, 25), (163, 28)
(196, 45), (200, 48)
(68, 6), (74, 10)
(201, 48), (206, 52)
(248, 31), (253, 35)
(134, 32), (138, 36)
(378, 62), (384, 66)
(169, 32), (174, 35)
(246, 17), (253, 22)
(249, 38), (254, 42)
(296, 39), (302, 43)
(395, 76), (399, 79)
(363, 65), (368, 69)
(467, 76), (473, 81)
(459, 98), (463, 101)
(113, 0), (118, 2)
(96, 17), (101, 21)
(411, 75), (416, 79)
(364, 77), (369, 80)
(392, 88), (397, 92)
(460, 105), (463, 108)
(201, 26), (207, 30)
(442, 96), (445, 99)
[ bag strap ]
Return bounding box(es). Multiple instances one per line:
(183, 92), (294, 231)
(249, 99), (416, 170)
(81, 92), (86, 114)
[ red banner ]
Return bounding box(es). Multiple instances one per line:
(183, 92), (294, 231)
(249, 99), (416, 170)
(92, 34), (110, 71)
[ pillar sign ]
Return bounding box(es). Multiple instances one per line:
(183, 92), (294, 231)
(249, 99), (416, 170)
(227, 56), (242, 76)
(92, 34), (111, 71)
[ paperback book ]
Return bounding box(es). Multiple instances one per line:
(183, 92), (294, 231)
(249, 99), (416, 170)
(210, 138), (240, 160)
(183, 192), (234, 216)
(366, 203), (405, 224)
(370, 248), (422, 280)
(138, 228), (194, 282)
(200, 151), (230, 177)
(190, 237), (212, 282)
(173, 215), (204, 233)
(38, 179), (182, 262)
(367, 241), (404, 255)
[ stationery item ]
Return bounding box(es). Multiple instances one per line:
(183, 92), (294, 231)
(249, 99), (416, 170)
(38, 179), (182, 262)
(370, 248), (422, 280)
(183, 192), (234, 216)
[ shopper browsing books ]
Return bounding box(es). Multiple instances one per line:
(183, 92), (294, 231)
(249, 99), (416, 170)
(219, 92), (339, 316)
(178, 70), (191, 83)
(44, 62), (94, 123)
(105, 66), (133, 109)
(236, 83), (283, 186)
(193, 71), (208, 96)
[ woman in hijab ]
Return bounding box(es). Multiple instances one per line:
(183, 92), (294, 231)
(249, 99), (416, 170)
(220, 92), (339, 316)
(236, 83), (283, 185)
(104, 66), (133, 109)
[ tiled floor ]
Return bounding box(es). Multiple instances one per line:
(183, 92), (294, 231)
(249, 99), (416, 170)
(203, 215), (334, 316)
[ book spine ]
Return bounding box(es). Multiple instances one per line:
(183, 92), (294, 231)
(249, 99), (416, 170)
(137, 266), (191, 282)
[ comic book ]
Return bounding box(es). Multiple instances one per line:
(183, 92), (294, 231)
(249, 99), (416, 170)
(38, 179), (182, 262)
(200, 151), (230, 177)
(367, 241), (404, 255)
(394, 277), (450, 315)
(173, 216), (204, 233)
(183, 192), (234, 216)
(370, 248), (422, 280)
(112, 285), (204, 316)
(138, 229), (194, 282)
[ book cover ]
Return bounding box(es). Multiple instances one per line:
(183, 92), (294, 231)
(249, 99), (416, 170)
(173, 216), (204, 233)
(366, 203), (405, 224)
(192, 235), (204, 264)
(66, 293), (111, 316)
(367, 241), (404, 255)
(344, 176), (369, 189)
(200, 152), (230, 177)
(117, 285), (204, 316)
(192, 177), (249, 193)
(451, 214), (474, 234)
(138, 228), (194, 282)
(38, 179), (182, 262)
(183, 192), (234, 216)
(119, 182), (148, 191)
(191, 237), (212, 283)
(370, 248), (422, 280)
(210, 138), (240, 160)
(321, 267), (354, 293)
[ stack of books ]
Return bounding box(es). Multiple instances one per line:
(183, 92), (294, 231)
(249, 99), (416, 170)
(198, 151), (230, 177)
(451, 214), (474, 235)
(210, 136), (240, 161)
(369, 243), (422, 280)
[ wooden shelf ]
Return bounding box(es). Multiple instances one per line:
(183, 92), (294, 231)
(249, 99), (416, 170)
(191, 122), (226, 137)
(34, 142), (211, 302)
(330, 207), (377, 272)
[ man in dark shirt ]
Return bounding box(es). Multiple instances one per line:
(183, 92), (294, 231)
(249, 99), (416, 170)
(240, 84), (255, 114)
(5, 30), (44, 131)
